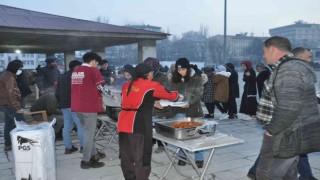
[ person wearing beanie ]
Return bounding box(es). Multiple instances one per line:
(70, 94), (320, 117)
(155, 57), (205, 168)
(36, 57), (60, 95)
(0, 61), (25, 151)
(143, 57), (169, 153)
(45, 57), (56, 65)
(118, 63), (179, 180)
(56, 60), (84, 154)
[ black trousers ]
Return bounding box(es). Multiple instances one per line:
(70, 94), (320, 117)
(119, 133), (151, 180)
(226, 97), (237, 116)
(204, 102), (215, 114)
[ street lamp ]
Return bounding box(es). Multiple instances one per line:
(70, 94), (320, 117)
(223, 0), (227, 63)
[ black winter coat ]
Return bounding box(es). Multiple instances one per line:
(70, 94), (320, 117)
(16, 70), (32, 97)
(228, 69), (239, 98)
(240, 68), (257, 115)
(56, 70), (72, 109)
(256, 68), (271, 98)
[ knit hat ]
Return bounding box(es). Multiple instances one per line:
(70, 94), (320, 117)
(68, 60), (82, 69)
(143, 57), (160, 74)
(175, 58), (190, 69)
(134, 63), (153, 78)
(215, 65), (226, 72)
(225, 63), (235, 70)
(123, 64), (133, 69)
(99, 59), (108, 65)
(123, 65), (136, 78)
(203, 67), (213, 74)
(11, 59), (24, 68)
(45, 57), (56, 64)
(256, 63), (265, 68)
(7, 61), (22, 74)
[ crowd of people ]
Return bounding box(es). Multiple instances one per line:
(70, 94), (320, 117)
(0, 35), (320, 179)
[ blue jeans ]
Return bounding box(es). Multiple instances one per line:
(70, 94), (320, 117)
(0, 105), (25, 146)
(62, 108), (84, 149)
(178, 150), (204, 161)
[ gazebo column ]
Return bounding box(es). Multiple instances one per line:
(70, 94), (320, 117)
(138, 40), (157, 64)
(64, 52), (76, 71)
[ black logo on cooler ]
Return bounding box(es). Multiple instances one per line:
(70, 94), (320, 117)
(21, 174), (32, 180)
(17, 136), (38, 151)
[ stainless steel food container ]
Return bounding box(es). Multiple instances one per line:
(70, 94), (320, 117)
(154, 117), (207, 140)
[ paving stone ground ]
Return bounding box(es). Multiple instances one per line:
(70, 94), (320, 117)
(1, 79), (320, 180)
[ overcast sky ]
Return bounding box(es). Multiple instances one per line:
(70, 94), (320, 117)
(1, 0), (319, 37)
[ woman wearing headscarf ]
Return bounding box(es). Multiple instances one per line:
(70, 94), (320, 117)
(0, 61), (25, 151)
(118, 63), (179, 180)
(239, 60), (257, 119)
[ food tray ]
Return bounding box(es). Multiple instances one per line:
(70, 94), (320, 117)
(154, 117), (207, 140)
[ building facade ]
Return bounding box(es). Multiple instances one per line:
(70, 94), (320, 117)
(269, 21), (320, 63)
(211, 34), (268, 66)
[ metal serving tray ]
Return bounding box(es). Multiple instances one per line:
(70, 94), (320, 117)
(154, 117), (207, 140)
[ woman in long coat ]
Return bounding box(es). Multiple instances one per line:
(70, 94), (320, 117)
(239, 60), (257, 118)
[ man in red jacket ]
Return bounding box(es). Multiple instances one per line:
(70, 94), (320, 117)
(118, 63), (179, 180)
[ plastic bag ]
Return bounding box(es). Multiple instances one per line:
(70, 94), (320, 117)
(11, 118), (56, 180)
(194, 120), (218, 136)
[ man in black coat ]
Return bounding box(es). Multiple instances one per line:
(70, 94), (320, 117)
(56, 60), (84, 154)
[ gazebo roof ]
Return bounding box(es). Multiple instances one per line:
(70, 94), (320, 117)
(0, 5), (168, 53)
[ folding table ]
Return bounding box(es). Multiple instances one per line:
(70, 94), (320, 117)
(153, 131), (244, 180)
(95, 115), (118, 152)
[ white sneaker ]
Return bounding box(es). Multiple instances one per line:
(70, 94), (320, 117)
(242, 115), (255, 121)
(219, 113), (229, 120)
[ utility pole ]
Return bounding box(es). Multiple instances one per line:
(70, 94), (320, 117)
(223, 0), (227, 64)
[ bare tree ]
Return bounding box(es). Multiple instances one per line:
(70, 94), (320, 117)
(94, 16), (110, 24)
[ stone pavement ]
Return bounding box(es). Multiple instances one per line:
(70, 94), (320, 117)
(1, 112), (320, 180)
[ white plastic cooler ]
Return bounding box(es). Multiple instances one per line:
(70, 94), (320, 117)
(10, 119), (56, 180)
